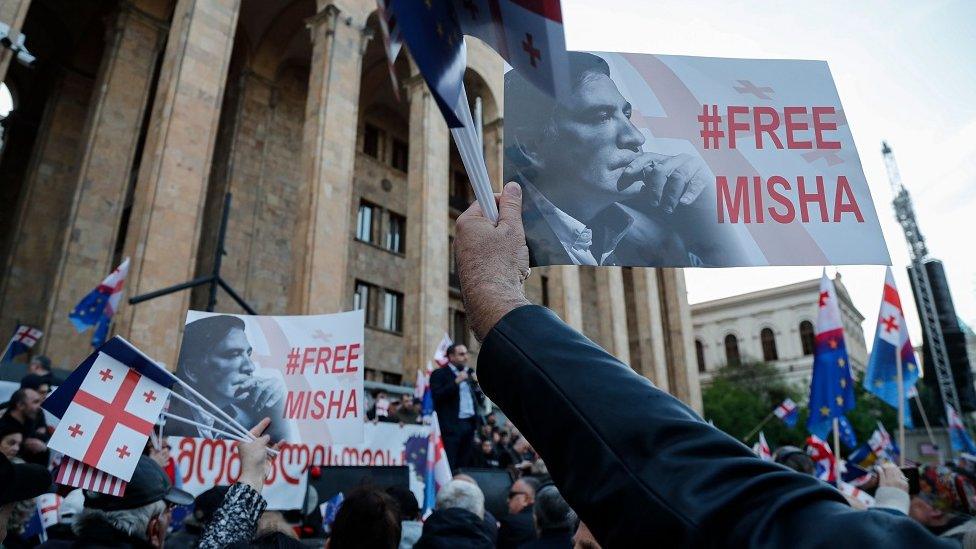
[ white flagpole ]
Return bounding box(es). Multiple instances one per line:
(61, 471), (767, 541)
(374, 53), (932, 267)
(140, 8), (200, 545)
(896, 350), (906, 466)
(451, 81), (499, 223)
(833, 417), (841, 484)
(167, 390), (252, 440)
(913, 391), (938, 447)
(0, 336), (15, 364)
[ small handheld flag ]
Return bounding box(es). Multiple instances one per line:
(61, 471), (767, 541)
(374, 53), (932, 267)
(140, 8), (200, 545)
(1, 324), (42, 363)
(946, 405), (976, 455)
(753, 431), (773, 462)
(864, 267), (919, 428)
(433, 333), (453, 367)
(807, 272), (856, 439)
(424, 412), (452, 515)
(806, 434), (836, 482)
(773, 398), (799, 427)
(69, 258), (129, 347)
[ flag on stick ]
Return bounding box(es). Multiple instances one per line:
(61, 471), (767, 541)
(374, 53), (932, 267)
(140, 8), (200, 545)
(55, 456), (127, 496)
(69, 258), (129, 347)
(773, 398), (799, 427)
(806, 434), (836, 482)
(424, 412), (452, 514)
(454, 0), (569, 98)
(1, 324), (42, 363)
(375, 0), (403, 99)
(864, 267), (919, 428)
(753, 431), (772, 462)
(433, 333), (453, 367)
(946, 405), (976, 455)
(807, 272), (856, 439)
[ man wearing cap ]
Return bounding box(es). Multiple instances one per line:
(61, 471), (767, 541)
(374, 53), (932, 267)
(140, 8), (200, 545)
(0, 453), (52, 544)
(36, 455), (193, 549)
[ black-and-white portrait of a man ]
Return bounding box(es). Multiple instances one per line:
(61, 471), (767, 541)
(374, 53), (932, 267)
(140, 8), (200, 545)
(167, 315), (291, 441)
(505, 51), (744, 267)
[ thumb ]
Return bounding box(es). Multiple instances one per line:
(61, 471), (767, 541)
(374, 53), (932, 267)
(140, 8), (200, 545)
(497, 182), (523, 227)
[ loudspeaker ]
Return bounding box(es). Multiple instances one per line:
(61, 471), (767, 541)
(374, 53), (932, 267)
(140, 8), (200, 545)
(310, 466), (409, 502)
(457, 467), (513, 519)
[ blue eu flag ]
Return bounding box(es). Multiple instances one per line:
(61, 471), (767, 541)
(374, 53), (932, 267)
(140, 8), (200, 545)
(389, 0), (466, 127)
(807, 273), (856, 438)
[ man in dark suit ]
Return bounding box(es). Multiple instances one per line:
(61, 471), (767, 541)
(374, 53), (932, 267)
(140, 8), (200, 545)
(430, 344), (480, 470)
(505, 51), (745, 268)
(450, 182), (954, 547)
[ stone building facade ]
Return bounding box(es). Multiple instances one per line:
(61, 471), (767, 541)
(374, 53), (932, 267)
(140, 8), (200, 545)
(0, 0), (701, 411)
(691, 274), (867, 387)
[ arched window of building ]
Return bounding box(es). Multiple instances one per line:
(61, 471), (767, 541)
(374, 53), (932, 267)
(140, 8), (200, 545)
(695, 339), (706, 373)
(761, 328), (778, 362)
(724, 334), (741, 367)
(799, 321), (815, 355)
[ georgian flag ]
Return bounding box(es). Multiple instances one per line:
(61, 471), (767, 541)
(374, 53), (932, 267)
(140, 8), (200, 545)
(753, 431), (773, 462)
(773, 398), (799, 427)
(838, 481), (875, 507)
(455, 0), (569, 98)
(433, 333), (453, 367)
(806, 434), (836, 482)
(946, 405), (976, 455)
(46, 351), (170, 481)
(423, 412), (453, 514)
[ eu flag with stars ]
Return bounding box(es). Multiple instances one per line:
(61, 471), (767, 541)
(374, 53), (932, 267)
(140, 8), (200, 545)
(389, 0), (466, 127)
(68, 258), (129, 347)
(807, 272), (856, 439)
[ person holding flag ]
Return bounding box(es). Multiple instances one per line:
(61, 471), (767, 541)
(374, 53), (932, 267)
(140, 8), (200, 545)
(864, 267), (920, 464)
(807, 271), (857, 456)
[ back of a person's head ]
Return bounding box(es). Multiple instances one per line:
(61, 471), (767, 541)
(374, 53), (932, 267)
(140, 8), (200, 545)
(385, 485), (421, 521)
(534, 486), (577, 534)
(435, 479), (485, 519)
(30, 355), (52, 372)
(329, 486), (400, 549)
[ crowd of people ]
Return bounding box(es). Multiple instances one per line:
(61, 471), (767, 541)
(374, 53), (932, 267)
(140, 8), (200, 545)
(4, 184), (976, 547)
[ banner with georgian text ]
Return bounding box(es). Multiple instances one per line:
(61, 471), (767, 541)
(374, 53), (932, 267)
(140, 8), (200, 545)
(505, 51), (889, 267)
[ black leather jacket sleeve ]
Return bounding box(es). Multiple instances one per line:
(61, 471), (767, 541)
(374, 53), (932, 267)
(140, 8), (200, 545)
(477, 305), (953, 548)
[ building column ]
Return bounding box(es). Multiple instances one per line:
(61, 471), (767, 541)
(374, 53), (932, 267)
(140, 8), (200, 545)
(595, 267), (630, 363)
(0, 70), (93, 357)
(43, 3), (167, 368)
(404, 75), (450, 383)
(631, 268), (670, 390)
(659, 268), (702, 412)
(288, 2), (369, 315)
(116, 0), (240, 367)
(0, 0), (31, 83)
(546, 266), (582, 331)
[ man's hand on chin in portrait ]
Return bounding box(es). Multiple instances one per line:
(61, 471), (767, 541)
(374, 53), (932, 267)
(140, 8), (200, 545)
(617, 151), (713, 214)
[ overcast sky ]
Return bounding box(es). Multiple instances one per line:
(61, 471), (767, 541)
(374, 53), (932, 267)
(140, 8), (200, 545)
(562, 0), (976, 346)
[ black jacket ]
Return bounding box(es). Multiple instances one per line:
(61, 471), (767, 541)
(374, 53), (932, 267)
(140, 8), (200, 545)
(497, 506), (537, 549)
(36, 516), (154, 549)
(477, 305), (955, 548)
(430, 365), (476, 435)
(414, 507), (494, 549)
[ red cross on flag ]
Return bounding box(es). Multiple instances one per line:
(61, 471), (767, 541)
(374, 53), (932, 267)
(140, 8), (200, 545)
(47, 352), (170, 481)
(456, 0), (569, 98)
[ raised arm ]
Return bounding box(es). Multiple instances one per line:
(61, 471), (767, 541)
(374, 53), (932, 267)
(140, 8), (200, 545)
(456, 182), (952, 547)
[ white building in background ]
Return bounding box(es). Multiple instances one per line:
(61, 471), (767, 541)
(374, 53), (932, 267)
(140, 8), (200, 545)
(691, 274), (867, 386)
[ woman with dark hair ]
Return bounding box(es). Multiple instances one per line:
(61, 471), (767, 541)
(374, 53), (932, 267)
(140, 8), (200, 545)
(168, 315), (289, 441)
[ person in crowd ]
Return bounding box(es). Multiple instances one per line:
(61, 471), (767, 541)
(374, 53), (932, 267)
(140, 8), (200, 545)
(169, 315), (290, 441)
(0, 387), (47, 464)
(374, 391), (391, 420)
(36, 454), (192, 549)
(27, 355), (51, 376)
(511, 437), (537, 478)
(430, 344), (481, 469)
(498, 477), (539, 548)
(868, 463), (911, 516)
(415, 479), (493, 549)
(452, 474), (499, 543)
(771, 445), (816, 475)
(0, 453), (51, 545)
(522, 486), (577, 549)
(197, 418), (280, 548)
(385, 485), (423, 549)
(471, 439), (501, 469)
(494, 430), (518, 471)
(166, 485), (228, 548)
(0, 422), (22, 460)
(909, 464), (976, 543)
(395, 395), (422, 425)
(19, 374), (51, 399)
(327, 486), (401, 549)
(452, 182), (957, 546)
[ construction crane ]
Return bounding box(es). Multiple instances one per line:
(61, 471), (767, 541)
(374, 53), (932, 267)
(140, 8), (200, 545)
(882, 141), (962, 422)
